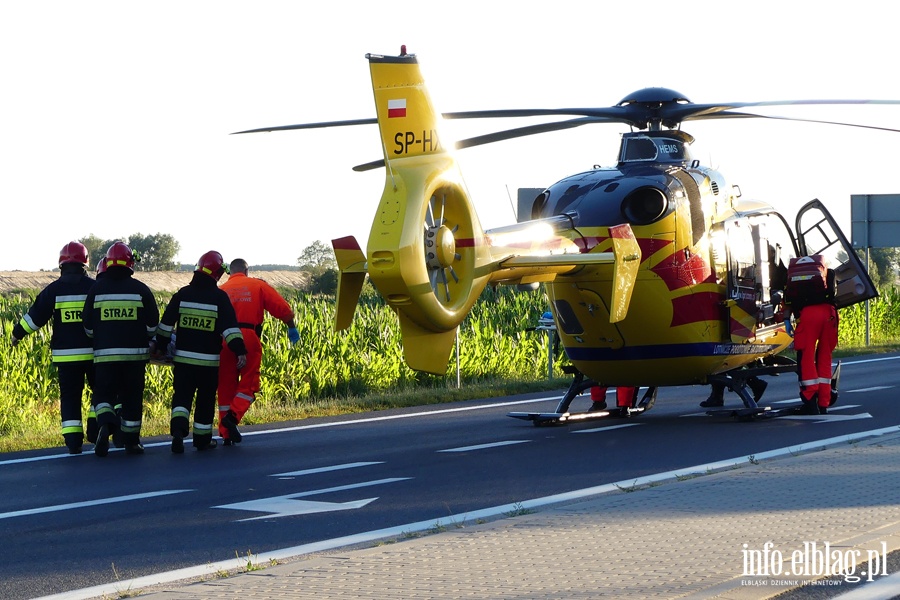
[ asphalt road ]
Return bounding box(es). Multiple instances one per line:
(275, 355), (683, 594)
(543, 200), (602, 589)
(2, 351), (899, 600)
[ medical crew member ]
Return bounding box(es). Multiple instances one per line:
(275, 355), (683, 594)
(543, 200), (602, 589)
(785, 258), (838, 415)
(217, 258), (299, 444)
(10, 242), (95, 454)
(83, 241), (159, 456)
(155, 251), (247, 453)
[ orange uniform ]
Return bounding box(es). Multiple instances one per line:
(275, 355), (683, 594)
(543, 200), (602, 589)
(217, 272), (295, 441)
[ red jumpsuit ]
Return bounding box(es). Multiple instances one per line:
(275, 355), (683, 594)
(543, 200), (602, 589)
(217, 273), (295, 440)
(793, 303), (838, 410)
(787, 268), (838, 412)
(590, 386), (637, 408)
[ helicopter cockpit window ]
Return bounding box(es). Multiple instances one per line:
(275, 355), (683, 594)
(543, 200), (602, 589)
(621, 137), (658, 162)
(620, 136), (687, 163)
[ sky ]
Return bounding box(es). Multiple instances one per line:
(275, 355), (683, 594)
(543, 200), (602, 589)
(2, 1), (899, 271)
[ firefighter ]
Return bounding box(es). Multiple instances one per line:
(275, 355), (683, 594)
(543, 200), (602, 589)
(217, 258), (299, 445)
(83, 241), (159, 456)
(10, 241), (96, 454)
(784, 256), (838, 415)
(154, 251), (247, 453)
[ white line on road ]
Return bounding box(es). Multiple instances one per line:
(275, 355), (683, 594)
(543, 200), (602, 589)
(0, 489), (193, 521)
(272, 462), (384, 477)
(437, 440), (531, 452)
(572, 423), (643, 434)
(40, 424), (900, 600)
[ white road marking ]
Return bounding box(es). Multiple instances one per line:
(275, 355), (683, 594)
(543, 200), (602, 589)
(212, 477), (409, 522)
(0, 489), (193, 521)
(847, 386), (893, 393)
(438, 440), (530, 452)
(781, 412), (873, 422)
(44, 425), (900, 600)
(273, 462), (383, 477)
(572, 423), (643, 434)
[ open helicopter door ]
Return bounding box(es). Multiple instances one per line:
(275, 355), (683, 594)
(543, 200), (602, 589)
(723, 219), (759, 342)
(795, 199), (878, 308)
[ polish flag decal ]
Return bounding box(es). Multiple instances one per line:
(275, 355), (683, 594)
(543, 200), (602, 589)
(388, 99), (407, 118)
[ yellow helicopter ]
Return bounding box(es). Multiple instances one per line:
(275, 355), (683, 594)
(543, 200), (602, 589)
(237, 48), (890, 422)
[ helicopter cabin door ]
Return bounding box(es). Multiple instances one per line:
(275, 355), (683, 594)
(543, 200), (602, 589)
(795, 199), (878, 309)
(724, 219), (759, 342)
(722, 214), (796, 343)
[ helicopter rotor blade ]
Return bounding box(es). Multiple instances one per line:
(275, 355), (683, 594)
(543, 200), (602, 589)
(351, 116), (618, 172)
(685, 110), (900, 134)
(232, 118), (377, 135)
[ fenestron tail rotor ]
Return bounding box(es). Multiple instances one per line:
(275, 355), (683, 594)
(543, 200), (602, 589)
(425, 193), (462, 303)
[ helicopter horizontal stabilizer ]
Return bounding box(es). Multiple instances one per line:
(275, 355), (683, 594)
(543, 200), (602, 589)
(332, 236), (368, 331)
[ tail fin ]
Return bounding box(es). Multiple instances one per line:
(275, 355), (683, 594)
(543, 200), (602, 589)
(363, 51), (491, 374)
(335, 50), (641, 376)
(367, 51), (446, 167)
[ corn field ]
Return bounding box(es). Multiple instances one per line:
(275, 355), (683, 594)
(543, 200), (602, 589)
(1, 284), (898, 449)
(0, 285), (553, 446)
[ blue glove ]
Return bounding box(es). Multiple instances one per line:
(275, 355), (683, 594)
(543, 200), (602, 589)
(287, 327), (300, 345)
(785, 319), (794, 336)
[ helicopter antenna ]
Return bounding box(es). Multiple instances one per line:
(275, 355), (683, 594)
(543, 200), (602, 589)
(505, 185), (518, 221)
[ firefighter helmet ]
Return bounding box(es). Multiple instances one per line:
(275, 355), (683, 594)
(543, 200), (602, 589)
(196, 250), (228, 281)
(104, 241), (135, 272)
(59, 241), (89, 268)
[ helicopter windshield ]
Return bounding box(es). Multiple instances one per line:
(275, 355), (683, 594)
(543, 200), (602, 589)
(619, 134), (691, 164)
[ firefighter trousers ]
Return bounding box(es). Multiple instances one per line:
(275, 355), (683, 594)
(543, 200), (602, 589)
(93, 361), (146, 446)
(55, 360), (95, 449)
(171, 363), (218, 448)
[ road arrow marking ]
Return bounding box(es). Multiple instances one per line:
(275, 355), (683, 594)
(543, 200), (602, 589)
(212, 477), (410, 521)
(0, 489), (193, 520)
(218, 497), (378, 521)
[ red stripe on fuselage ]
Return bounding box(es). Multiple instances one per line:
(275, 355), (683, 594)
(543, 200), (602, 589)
(670, 291), (723, 327)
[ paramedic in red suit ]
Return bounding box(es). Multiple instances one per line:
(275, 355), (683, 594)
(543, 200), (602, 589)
(785, 260), (838, 415)
(217, 258), (299, 444)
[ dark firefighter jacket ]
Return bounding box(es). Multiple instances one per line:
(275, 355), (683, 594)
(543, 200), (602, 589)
(13, 264), (95, 362)
(83, 266), (160, 363)
(155, 272), (246, 367)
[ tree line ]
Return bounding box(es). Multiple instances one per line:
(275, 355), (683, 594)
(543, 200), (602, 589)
(80, 233), (181, 272)
(80, 235), (339, 294)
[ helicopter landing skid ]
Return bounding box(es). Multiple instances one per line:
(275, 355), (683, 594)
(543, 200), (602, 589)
(507, 369), (658, 426)
(707, 361), (842, 421)
(508, 405), (647, 426)
(706, 404), (803, 421)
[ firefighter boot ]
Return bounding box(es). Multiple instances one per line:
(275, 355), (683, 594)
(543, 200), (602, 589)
(86, 413), (98, 444)
(94, 424), (110, 457)
(64, 433), (83, 455)
(171, 432), (184, 454)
